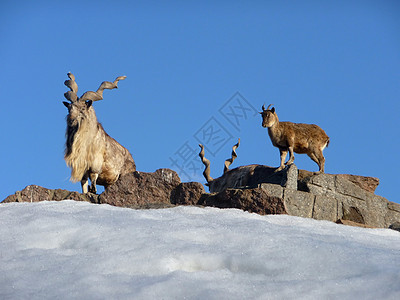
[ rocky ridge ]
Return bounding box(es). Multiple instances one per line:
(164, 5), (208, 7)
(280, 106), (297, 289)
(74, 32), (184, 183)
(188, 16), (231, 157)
(3, 165), (400, 230)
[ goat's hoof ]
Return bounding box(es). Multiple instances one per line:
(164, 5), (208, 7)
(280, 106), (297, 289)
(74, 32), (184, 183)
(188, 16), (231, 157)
(88, 186), (97, 194)
(274, 167), (284, 173)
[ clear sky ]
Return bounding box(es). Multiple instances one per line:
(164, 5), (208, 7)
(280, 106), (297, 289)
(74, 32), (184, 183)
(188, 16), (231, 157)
(1, 0), (399, 204)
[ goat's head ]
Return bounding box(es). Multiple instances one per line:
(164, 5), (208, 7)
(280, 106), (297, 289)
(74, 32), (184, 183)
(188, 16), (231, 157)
(63, 99), (93, 126)
(62, 72), (127, 125)
(260, 104), (277, 128)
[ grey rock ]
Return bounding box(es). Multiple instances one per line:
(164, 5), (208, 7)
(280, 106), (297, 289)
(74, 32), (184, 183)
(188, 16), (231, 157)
(283, 189), (314, 218)
(313, 195), (338, 221)
(260, 183), (284, 199)
(280, 164), (298, 190)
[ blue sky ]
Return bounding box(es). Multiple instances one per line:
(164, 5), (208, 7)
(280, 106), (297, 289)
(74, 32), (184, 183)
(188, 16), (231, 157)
(1, 0), (399, 204)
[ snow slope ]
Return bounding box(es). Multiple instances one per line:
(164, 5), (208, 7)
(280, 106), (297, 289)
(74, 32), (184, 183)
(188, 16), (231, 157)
(1, 201), (399, 300)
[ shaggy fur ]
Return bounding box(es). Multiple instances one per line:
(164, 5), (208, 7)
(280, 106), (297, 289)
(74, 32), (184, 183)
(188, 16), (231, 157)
(260, 105), (329, 173)
(64, 99), (135, 194)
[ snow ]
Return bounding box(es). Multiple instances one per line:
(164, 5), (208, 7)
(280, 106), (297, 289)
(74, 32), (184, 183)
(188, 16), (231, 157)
(1, 201), (399, 300)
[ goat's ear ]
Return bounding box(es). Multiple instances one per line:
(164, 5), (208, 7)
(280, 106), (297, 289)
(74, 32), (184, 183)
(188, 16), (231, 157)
(86, 100), (93, 108)
(271, 107), (275, 113)
(63, 101), (70, 108)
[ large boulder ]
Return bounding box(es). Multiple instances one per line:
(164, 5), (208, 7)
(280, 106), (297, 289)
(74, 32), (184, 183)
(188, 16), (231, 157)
(295, 172), (391, 227)
(98, 168), (181, 208)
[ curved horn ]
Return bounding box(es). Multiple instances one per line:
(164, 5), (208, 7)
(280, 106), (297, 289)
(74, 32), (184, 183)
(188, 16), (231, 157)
(198, 144), (213, 183)
(267, 104), (274, 110)
(262, 103), (266, 111)
(80, 75), (127, 102)
(64, 72), (78, 102)
(224, 138), (240, 174)
(113, 75), (127, 87)
(79, 90), (103, 101)
(64, 91), (78, 102)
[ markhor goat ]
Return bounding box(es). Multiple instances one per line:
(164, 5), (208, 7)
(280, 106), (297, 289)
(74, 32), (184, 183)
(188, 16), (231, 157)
(260, 104), (329, 173)
(63, 72), (135, 194)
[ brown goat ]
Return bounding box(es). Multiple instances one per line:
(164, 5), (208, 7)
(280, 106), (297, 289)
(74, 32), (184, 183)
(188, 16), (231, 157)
(63, 72), (135, 194)
(260, 104), (329, 173)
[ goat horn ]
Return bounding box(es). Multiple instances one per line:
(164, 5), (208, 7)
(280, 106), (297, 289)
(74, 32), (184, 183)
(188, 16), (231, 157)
(64, 72), (78, 102)
(267, 104), (274, 110)
(64, 91), (78, 102)
(262, 104), (266, 111)
(113, 75), (127, 86)
(224, 138), (240, 174)
(198, 144), (213, 183)
(79, 75), (127, 102)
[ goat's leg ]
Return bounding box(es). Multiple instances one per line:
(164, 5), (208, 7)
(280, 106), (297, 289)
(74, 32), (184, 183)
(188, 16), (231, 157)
(81, 174), (89, 194)
(89, 173), (99, 194)
(315, 149), (325, 174)
(308, 151), (325, 174)
(275, 149), (287, 172)
(285, 146), (295, 165)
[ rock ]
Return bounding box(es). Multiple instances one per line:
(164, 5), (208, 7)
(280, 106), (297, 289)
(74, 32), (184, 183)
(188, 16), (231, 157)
(337, 174), (379, 194)
(342, 206), (365, 224)
(2, 165), (399, 230)
(260, 183), (284, 199)
(98, 168), (181, 208)
(298, 170), (379, 194)
(389, 222), (400, 232)
(313, 195), (338, 221)
(2, 185), (98, 204)
(297, 172), (392, 228)
(386, 202), (400, 228)
(281, 164), (298, 190)
(199, 188), (287, 215)
(171, 182), (205, 205)
(336, 219), (374, 229)
(206, 164), (298, 193)
(283, 189), (314, 219)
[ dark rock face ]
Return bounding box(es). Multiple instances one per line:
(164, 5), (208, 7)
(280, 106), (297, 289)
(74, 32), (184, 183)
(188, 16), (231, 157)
(389, 222), (400, 232)
(342, 206), (365, 224)
(199, 188), (287, 215)
(98, 169), (181, 208)
(206, 164), (298, 193)
(2, 165), (400, 229)
(171, 182), (205, 205)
